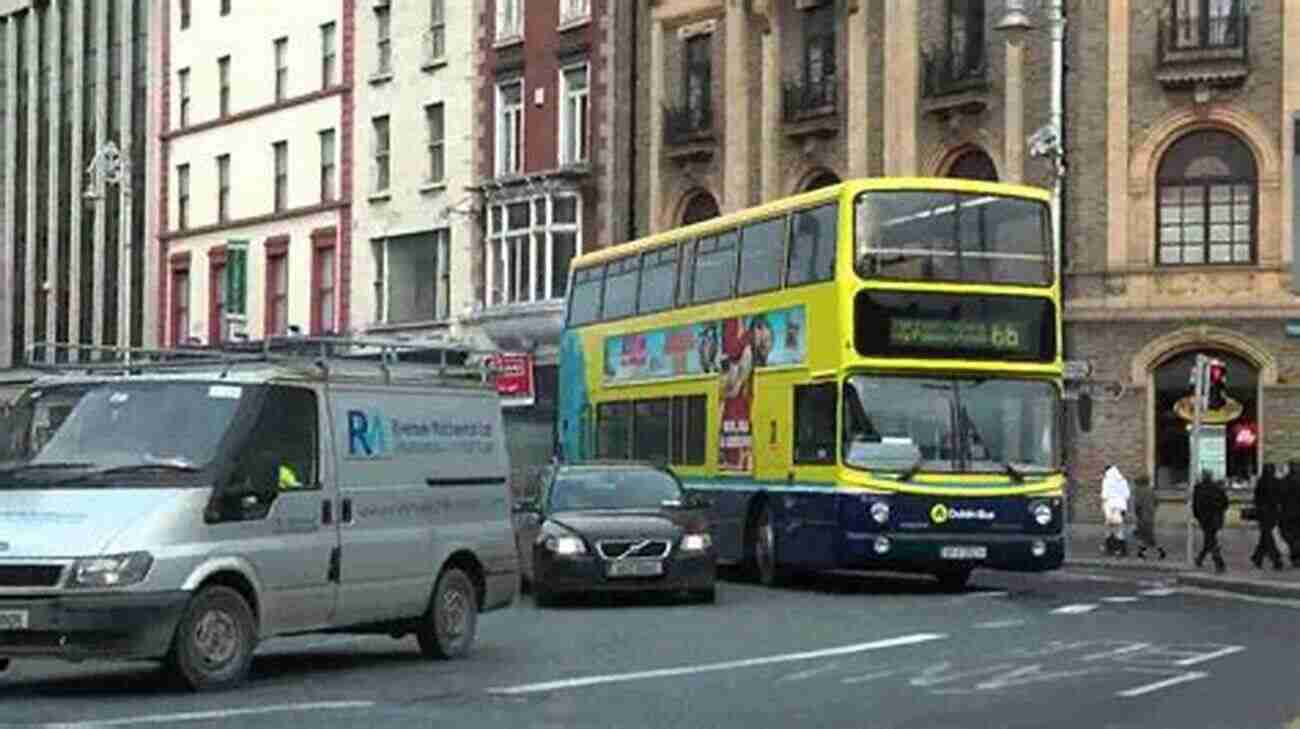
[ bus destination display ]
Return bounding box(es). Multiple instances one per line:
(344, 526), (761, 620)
(856, 291), (1055, 362)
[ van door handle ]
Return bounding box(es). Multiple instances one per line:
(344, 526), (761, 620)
(341, 498), (353, 524)
(322, 499), (333, 525)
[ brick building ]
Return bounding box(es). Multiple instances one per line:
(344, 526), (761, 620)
(634, 0), (1300, 522)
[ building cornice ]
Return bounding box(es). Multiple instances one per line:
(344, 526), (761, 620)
(161, 84), (350, 142)
(160, 201), (348, 242)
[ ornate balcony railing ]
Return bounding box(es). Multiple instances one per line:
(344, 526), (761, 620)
(921, 46), (989, 98)
(663, 102), (713, 146)
(783, 75), (838, 122)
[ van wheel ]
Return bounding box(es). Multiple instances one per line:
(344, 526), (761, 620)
(416, 567), (478, 660)
(167, 586), (257, 692)
(0, 658), (10, 673)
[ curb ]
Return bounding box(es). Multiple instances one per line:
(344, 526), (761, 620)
(1176, 573), (1300, 600)
(1063, 557), (1187, 574)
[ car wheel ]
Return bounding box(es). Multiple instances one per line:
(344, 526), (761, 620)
(167, 585), (257, 692)
(0, 658), (10, 673)
(934, 567), (973, 592)
(416, 567), (479, 660)
(753, 502), (789, 587)
(519, 573), (532, 594)
(534, 584), (558, 607)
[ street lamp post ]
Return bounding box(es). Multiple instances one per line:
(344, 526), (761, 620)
(83, 140), (132, 359)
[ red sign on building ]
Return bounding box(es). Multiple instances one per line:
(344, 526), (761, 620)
(493, 353), (535, 408)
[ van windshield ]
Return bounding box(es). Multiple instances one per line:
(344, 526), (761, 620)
(0, 382), (247, 485)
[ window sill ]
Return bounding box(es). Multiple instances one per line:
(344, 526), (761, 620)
(368, 71), (394, 86)
(368, 191), (392, 204)
(421, 57), (448, 72)
(494, 35), (524, 50)
(420, 181), (447, 195)
(557, 16), (591, 33)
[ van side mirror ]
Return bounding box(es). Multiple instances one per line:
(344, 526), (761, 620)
(1077, 394), (1093, 433)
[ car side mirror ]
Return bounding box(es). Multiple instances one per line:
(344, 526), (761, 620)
(1077, 393), (1093, 434)
(685, 493), (714, 510)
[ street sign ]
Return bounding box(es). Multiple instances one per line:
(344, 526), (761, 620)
(1063, 359), (1093, 380)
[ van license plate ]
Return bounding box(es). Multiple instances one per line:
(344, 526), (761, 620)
(607, 560), (663, 578)
(940, 546), (987, 560)
(0, 610), (29, 631)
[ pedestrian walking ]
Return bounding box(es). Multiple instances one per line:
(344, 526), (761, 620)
(1279, 459), (1300, 566)
(1101, 465), (1131, 557)
(1192, 472), (1229, 573)
(1250, 462), (1284, 570)
(1132, 476), (1166, 560)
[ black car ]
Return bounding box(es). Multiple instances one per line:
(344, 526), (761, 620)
(512, 461), (717, 605)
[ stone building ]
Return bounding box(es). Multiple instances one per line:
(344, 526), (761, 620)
(634, 0), (1300, 523)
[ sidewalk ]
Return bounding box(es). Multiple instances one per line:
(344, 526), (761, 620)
(1064, 523), (1300, 600)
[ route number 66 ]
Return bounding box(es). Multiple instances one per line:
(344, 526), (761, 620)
(990, 323), (1021, 350)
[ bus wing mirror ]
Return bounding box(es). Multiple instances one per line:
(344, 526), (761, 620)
(1077, 393), (1093, 434)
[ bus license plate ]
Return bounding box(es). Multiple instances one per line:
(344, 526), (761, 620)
(0, 610), (29, 631)
(607, 560), (663, 578)
(941, 546), (987, 560)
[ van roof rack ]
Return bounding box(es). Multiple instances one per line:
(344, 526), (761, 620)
(24, 337), (505, 387)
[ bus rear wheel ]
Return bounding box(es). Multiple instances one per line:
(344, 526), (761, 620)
(752, 502), (790, 587)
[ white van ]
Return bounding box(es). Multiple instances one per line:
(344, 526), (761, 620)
(0, 339), (517, 690)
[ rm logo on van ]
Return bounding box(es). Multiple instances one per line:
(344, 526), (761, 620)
(347, 410), (391, 459)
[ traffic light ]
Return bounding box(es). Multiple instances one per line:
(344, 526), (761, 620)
(1207, 359), (1228, 410)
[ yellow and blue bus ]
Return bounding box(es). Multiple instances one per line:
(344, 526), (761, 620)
(556, 178), (1064, 588)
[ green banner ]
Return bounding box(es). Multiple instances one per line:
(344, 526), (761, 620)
(225, 240), (248, 317)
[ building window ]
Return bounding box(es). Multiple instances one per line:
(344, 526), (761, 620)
(1156, 129), (1257, 266)
(802, 4), (836, 108)
(486, 193), (580, 306)
(176, 163), (190, 231)
(177, 68), (190, 128)
(946, 0), (985, 82)
(496, 79), (523, 177)
(274, 37), (288, 102)
(685, 34), (712, 133)
(273, 141), (288, 212)
(427, 0), (446, 63)
(266, 244), (289, 336)
(372, 116), (391, 192)
(321, 22), (336, 88)
(375, 5), (392, 76)
(312, 235), (336, 334)
(217, 154), (230, 222)
(171, 261), (190, 346)
(220, 0), (231, 16)
(218, 55), (231, 117)
(1173, 0), (1243, 50)
(179, 0), (191, 30)
(382, 230), (451, 323)
(559, 63), (589, 166)
(426, 103), (445, 183)
(946, 147), (998, 182)
(496, 0), (524, 41)
(319, 129), (336, 202)
(560, 0), (590, 25)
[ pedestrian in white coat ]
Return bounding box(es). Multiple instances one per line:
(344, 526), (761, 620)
(1101, 465), (1132, 557)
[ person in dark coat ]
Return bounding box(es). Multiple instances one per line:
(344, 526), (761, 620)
(1279, 460), (1300, 566)
(1192, 472), (1229, 573)
(1251, 463), (1285, 570)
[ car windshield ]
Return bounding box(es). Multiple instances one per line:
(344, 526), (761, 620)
(548, 468), (683, 511)
(842, 375), (1060, 475)
(0, 381), (247, 486)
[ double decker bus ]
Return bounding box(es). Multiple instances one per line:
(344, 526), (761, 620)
(555, 178), (1064, 588)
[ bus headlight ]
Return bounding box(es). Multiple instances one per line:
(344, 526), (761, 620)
(544, 536), (587, 556)
(1031, 502), (1053, 526)
(680, 533), (712, 551)
(869, 501), (891, 525)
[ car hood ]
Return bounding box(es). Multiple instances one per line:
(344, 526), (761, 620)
(548, 509), (704, 540)
(0, 488), (189, 558)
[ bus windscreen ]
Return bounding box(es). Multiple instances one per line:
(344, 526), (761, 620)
(855, 291), (1056, 362)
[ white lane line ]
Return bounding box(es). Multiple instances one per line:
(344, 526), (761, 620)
(973, 619), (1027, 629)
(841, 668), (904, 684)
(1174, 645), (1245, 666)
(1116, 671), (1208, 698)
(778, 661), (842, 682)
(1101, 596), (1141, 603)
(964, 591), (1010, 599)
(485, 633), (947, 695)
(1080, 643), (1151, 661)
(1050, 604), (1098, 615)
(24, 702), (376, 729)
(1138, 588), (1178, 597)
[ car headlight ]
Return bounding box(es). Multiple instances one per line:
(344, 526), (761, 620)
(68, 552), (153, 588)
(870, 501), (891, 525)
(1031, 502), (1053, 526)
(544, 535), (587, 556)
(680, 533), (712, 551)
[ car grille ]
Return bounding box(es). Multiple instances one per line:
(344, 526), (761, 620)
(596, 540), (671, 560)
(0, 564), (64, 588)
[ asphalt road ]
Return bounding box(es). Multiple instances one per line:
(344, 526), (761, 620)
(2, 567), (1299, 729)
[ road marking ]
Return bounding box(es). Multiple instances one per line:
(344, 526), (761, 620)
(1100, 596), (1141, 603)
(485, 633), (947, 695)
(841, 668), (904, 684)
(1080, 642), (1151, 661)
(17, 702), (376, 728)
(1138, 588), (1178, 597)
(963, 590), (1010, 599)
(1050, 604), (1098, 615)
(1172, 645), (1245, 666)
(973, 619), (1026, 629)
(1116, 671), (1208, 698)
(778, 661), (842, 682)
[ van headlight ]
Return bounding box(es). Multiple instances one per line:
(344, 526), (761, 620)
(68, 552), (154, 588)
(544, 536), (587, 556)
(1031, 502), (1054, 526)
(680, 533), (712, 551)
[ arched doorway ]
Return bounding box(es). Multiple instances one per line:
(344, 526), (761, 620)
(946, 147), (998, 182)
(1152, 348), (1259, 490)
(680, 190), (720, 225)
(802, 170), (841, 192)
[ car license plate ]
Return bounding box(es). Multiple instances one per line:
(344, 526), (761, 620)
(606, 560), (664, 578)
(940, 546), (987, 560)
(0, 610), (29, 631)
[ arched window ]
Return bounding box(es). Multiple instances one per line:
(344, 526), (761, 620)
(1157, 129), (1256, 266)
(680, 190), (720, 226)
(802, 170), (841, 192)
(945, 148), (997, 181)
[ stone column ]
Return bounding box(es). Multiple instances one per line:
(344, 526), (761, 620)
(882, 1), (917, 175)
(1003, 37), (1024, 184)
(760, 12), (781, 201)
(723, 2), (751, 212)
(0, 18), (15, 367)
(846, 1), (870, 179)
(1283, 0), (1300, 270)
(92, 0), (109, 347)
(23, 9), (37, 360)
(648, 17), (664, 231)
(68, 0), (85, 356)
(1108, 0), (1130, 271)
(45, 1), (61, 359)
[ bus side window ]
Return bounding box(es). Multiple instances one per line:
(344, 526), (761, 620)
(788, 204), (838, 285)
(793, 383), (837, 465)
